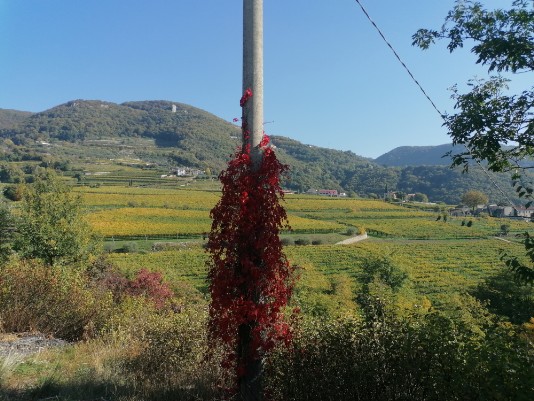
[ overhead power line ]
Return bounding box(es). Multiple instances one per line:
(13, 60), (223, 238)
(353, 0), (444, 118)
(353, 0), (519, 207)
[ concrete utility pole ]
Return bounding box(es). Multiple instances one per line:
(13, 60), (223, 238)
(243, 0), (264, 169)
(241, 3), (264, 400)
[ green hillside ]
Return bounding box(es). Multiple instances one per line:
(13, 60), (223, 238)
(0, 108), (34, 130)
(0, 99), (523, 204)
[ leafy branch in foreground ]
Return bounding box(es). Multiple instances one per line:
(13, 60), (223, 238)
(413, 0), (533, 73)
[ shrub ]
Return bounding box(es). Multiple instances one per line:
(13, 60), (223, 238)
(281, 238), (293, 246)
(265, 306), (534, 401)
(345, 227), (357, 236)
(126, 268), (174, 309)
(2, 185), (23, 201)
(151, 242), (189, 251)
(311, 240), (323, 245)
(98, 270), (129, 303)
(0, 203), (15, 263)
(105, 300), (226, 399)
(103, 242), (116, 253)
(294, 238), (310, 246)
(0, 259), (113, 341)
(120, 242), (138, 253)
(90, 262), (174, 309)
(361, 256), (407, 291)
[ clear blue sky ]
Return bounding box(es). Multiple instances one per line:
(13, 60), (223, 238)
(0, 0), (525, 158)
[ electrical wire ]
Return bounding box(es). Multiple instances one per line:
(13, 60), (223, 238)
(353, 0), (444, 119)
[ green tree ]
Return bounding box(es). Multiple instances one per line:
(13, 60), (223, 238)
(413, 192), (428, 202)
(14, 169), (100, 266)
(413, 0), (533, 175)
(500, 224), (511, 236)
(0, 201), (16, 263)
(462, 190), (489, 210)
(0, 163), (25, 183)
(3, 184), (23, 201)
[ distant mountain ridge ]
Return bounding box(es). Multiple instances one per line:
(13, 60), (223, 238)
(0, 100), (522, 204)
(374, 144), (465, 167)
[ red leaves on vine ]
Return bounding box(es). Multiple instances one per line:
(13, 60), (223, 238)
(239, 88), (253, 107)
(207, 88), (297, 384)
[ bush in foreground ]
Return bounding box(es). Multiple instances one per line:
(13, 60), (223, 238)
(0, 259), (113, 341)
(105, 300), (225, 398)
(265, 304), (534, 401)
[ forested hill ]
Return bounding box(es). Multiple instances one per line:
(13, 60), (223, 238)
(0, 99), (372, 185)
(1, 100), (240, 171)
(0, 100), (522, 204)
(374, 144), (465, 167)
(0, 109), (34, 130)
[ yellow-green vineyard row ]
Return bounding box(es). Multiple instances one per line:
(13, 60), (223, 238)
(77, 187), (221, 210)
(347, 216), (532, 239)
(78, 187), (533, 239)
(283, 196), (426, 212)
(87, 207), (345, 237)
(77, 187), (430, 214)
(109, 239), (529, 314)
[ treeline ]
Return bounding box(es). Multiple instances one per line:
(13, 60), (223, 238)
(285, 161), (519, 205)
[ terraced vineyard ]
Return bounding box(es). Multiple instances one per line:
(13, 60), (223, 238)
(80, 187), (533, 240)
(77, 186), (221, 210)
(80, 188), (348, 238)
(108, 238), (528, 316)
(286, 239), (523, 309)
(80, 187), (533, 316)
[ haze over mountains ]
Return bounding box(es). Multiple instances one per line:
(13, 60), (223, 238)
(0, 100), (521, 204)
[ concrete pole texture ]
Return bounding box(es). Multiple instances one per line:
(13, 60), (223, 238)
(243, 0), (264, 169)
(240, 4), (264, 400)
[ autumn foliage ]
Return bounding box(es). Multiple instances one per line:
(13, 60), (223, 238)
(207, 89), (296, 378)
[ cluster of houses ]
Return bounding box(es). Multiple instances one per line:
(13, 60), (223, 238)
(306, 189), (347, 197)
(161, 167), (204, 178)
(450, 204), (534, 220)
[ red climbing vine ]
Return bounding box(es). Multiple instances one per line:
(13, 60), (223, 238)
(207, 89), (296, 385)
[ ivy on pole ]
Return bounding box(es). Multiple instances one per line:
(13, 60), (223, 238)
(207, 89), (297, 391)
